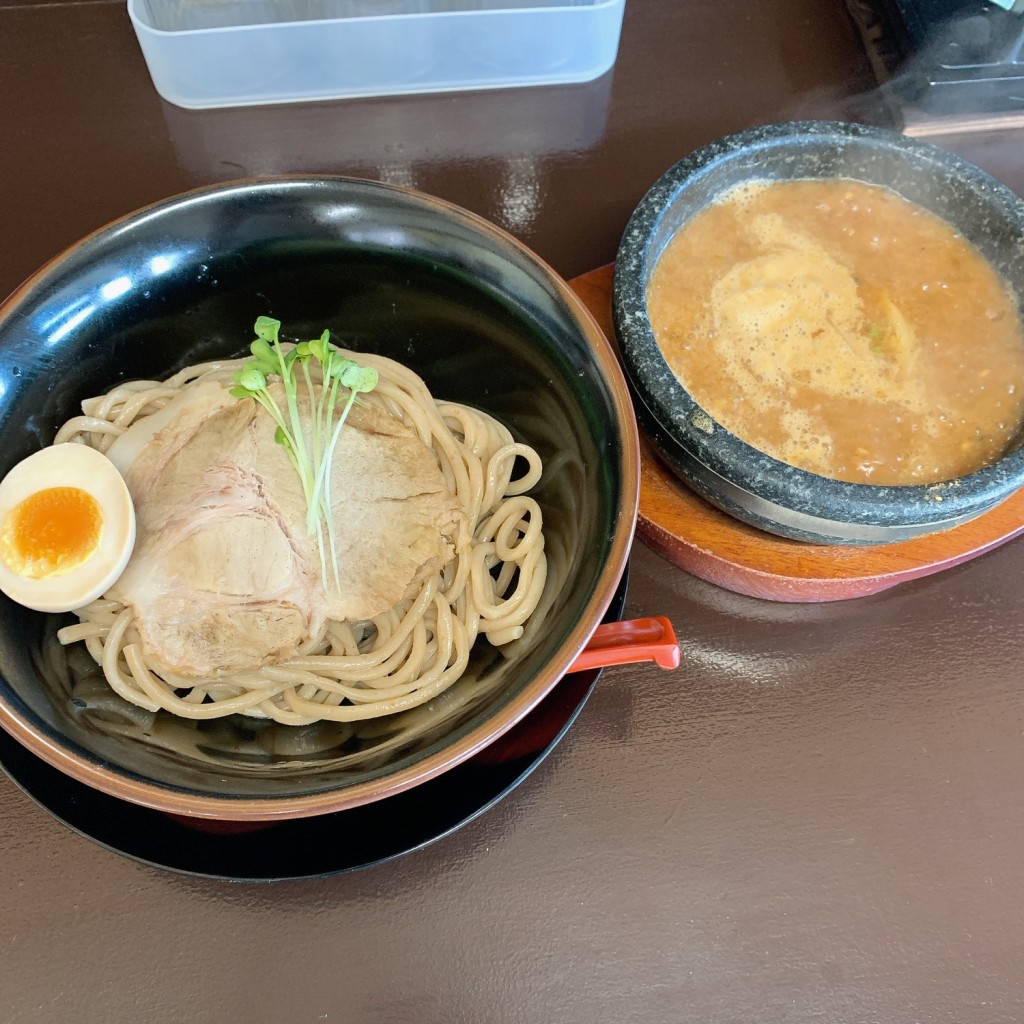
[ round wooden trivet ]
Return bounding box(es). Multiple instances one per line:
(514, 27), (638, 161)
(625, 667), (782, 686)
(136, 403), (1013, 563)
(569, 264), (1024, 602)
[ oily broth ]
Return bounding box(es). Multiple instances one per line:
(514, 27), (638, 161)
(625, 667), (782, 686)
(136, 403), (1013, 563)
(646, 178), (1024, 485)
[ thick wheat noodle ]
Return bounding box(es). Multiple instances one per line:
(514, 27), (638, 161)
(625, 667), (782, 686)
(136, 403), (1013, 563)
(55, 348), (546, 724)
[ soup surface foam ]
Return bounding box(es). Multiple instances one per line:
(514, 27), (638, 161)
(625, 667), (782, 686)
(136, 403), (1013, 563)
(646, 178), (1024, 484)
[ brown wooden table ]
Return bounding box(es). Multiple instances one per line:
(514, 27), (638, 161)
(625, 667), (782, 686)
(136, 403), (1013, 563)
(3, 2), (1024, 1020)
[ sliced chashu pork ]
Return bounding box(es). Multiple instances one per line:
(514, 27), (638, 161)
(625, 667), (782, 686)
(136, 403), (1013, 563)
(105, 381), (465, 678)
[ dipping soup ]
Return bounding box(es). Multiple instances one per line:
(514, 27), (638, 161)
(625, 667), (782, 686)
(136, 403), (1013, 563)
(645, 178), (1024, 485)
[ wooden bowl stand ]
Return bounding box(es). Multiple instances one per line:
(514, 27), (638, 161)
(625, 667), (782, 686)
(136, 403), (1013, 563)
(569, 265), (1024, 602)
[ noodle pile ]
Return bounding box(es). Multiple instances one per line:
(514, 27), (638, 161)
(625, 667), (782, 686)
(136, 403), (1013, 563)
(54, 348), (547, 726)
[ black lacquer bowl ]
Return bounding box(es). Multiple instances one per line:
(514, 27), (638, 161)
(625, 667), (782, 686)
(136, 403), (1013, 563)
(0, 177), (639, 819)
(613, 120), (1024, 544)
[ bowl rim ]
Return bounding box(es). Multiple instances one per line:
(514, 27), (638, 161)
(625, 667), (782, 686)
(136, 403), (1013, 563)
(612, 118), (1024, 529)
(0, 174), (640, 820)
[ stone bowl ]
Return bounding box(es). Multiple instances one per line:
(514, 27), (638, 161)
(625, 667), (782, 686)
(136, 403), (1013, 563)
(612, 120), (1024, 544)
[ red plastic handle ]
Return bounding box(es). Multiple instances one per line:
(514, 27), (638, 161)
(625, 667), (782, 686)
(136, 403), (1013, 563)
(568, 616), (680, 674)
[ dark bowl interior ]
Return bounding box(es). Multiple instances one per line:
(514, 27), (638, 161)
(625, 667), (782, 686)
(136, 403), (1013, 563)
(613, 120), (1024, 544)
(0, 177), (631, 812)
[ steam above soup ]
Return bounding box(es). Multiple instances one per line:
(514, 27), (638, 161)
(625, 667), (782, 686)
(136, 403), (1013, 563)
(646, 178), (1024, 485)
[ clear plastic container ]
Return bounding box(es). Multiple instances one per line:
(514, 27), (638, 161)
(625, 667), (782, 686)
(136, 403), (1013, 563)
(128, 0), (627, 109)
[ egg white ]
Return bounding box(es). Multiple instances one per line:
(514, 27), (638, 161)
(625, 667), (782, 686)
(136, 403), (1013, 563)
(0, 444), (136, 613)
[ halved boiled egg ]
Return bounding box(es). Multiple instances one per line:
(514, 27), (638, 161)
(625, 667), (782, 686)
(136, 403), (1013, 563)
(0, 444), (136, 613)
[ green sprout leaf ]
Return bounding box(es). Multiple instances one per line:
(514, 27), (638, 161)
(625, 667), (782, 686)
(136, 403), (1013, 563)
(253, 316), (281, 344)
(236, 366), (267, 392)
(340, 365), (378, 393)
(309, 330), (331, 364)
(329, 357), (357, 381)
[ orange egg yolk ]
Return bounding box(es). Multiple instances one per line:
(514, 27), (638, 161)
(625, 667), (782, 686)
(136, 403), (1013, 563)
(0, 487), (103, 579)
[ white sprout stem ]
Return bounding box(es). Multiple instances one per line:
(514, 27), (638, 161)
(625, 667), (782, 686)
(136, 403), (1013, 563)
(315, 516), (328, 588)
(308, 376), (343, 533)
(252, 392), (304, 483)
(275, 341), (311, 487)
(302, 359), (320, 473)
(326, 504), (341, 594)
(321, 388), (359, 593)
